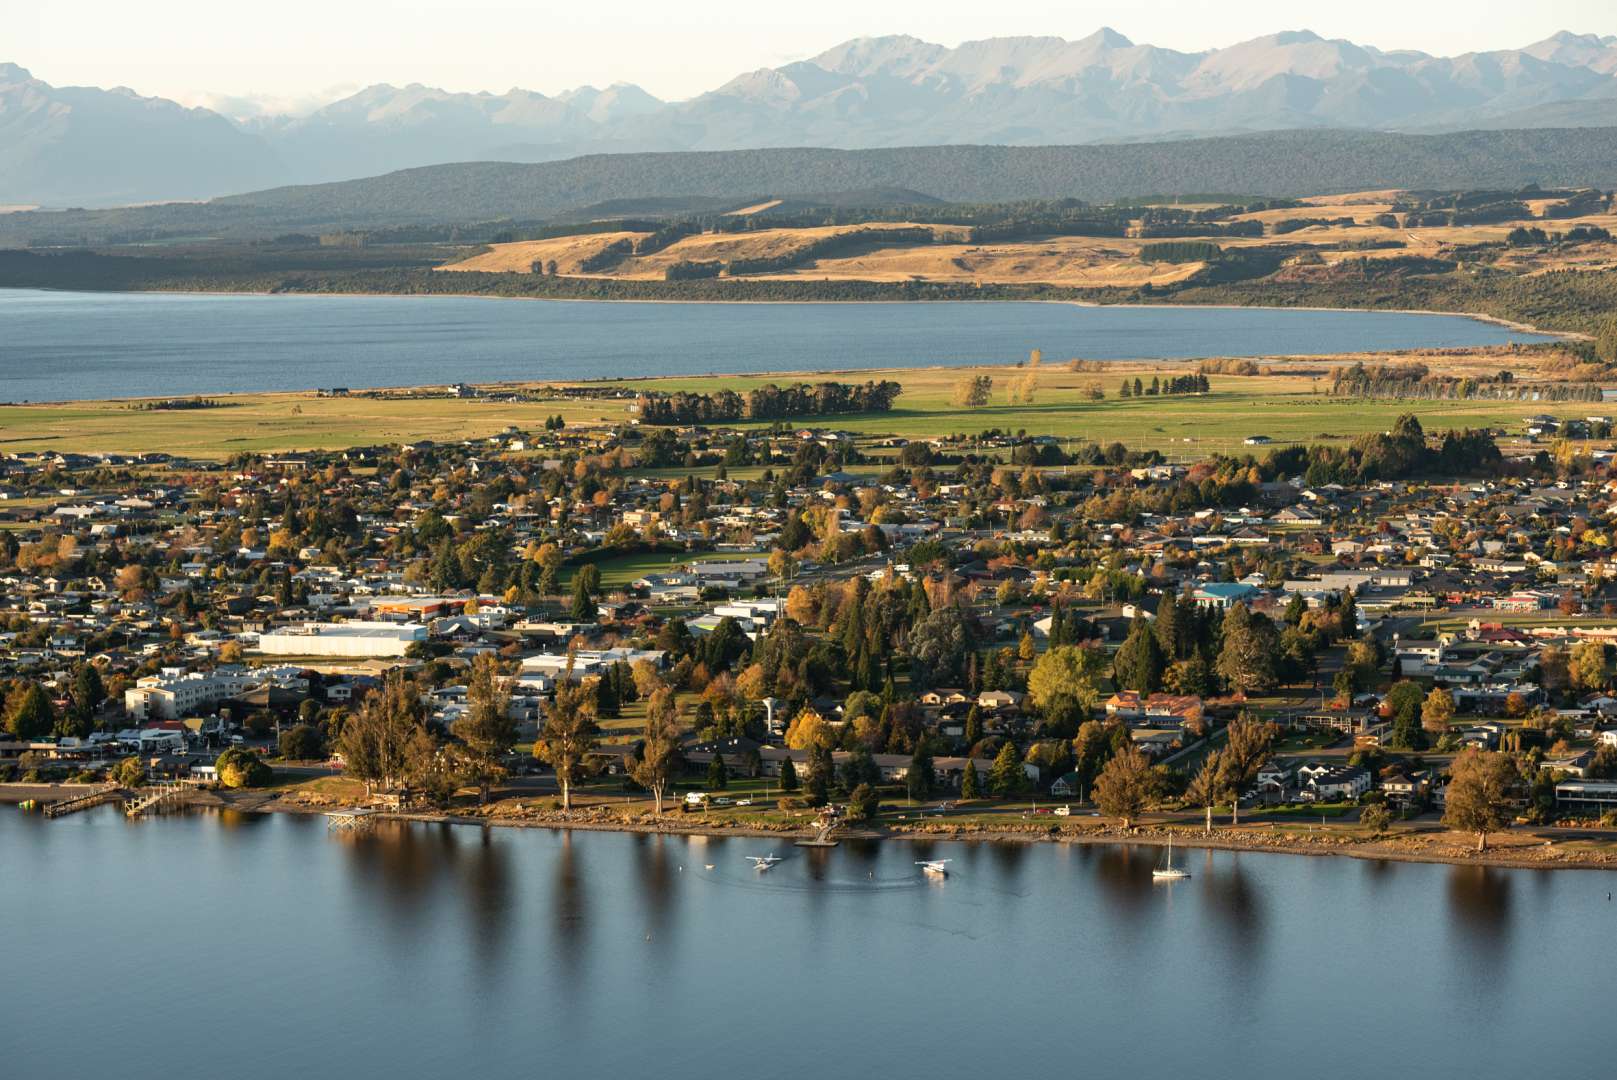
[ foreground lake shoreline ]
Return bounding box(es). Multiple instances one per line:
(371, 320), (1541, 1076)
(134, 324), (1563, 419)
(13, 782), (1612, 873)
(237, 792), (1617, 873)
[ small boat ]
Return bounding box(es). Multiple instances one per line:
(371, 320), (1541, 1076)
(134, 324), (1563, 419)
(747, 854), (782, 871)
(916, 859), (951, 876)
(1152, 835), (1190, 881)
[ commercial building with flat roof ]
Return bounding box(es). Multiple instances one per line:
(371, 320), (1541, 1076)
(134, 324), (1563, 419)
(256, 621), (426, 658)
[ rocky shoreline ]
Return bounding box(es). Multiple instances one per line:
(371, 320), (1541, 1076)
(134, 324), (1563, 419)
(218, 787), (1617, 873)
(9, 782), (1614, 871)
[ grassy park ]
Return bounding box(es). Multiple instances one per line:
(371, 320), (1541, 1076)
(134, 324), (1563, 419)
(0, 357), (1590, 460)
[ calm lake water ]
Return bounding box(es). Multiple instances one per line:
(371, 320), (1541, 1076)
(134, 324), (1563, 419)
(0, 288), (1554, 401)
(5, 807), (1611, 1080)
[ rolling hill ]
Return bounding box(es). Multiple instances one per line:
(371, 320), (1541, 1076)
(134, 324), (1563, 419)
(6, 127), (1617, 244)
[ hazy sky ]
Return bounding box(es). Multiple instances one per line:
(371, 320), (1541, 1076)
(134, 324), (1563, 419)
(13, 0), (1615, 113)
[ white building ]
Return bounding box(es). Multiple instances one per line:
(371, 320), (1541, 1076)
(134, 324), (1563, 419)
(711, 598), (782, 627)
(124, 668), (259, 721)
(256, 621), (427, 658)
(520, 647), (664, 681)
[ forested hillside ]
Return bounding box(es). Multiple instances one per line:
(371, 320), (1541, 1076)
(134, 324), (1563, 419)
(7, 127), (1617, 244)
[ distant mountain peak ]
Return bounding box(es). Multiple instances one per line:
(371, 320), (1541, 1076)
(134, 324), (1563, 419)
(809, 34), (948, 79)
(1083, 26), (1134, 48)
(1545, 30), (1612, 46)
(7, 28), (1617, 208)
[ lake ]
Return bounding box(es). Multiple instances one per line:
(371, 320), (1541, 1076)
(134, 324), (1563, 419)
(0, 289), (1555, 401)
(5, 807), (1611, 1080)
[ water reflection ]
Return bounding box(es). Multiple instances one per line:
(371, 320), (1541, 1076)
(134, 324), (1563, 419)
(842, 839), (881, 880)
(1358, 856), (1397, 893)
(551, 831), (588, 983)
(630, 833), (677, 970)
(1447, 865), (1512, 936)
(1088, 844), (1154, 912)
(332, 819), (515, 967)
(340, 821), (442, 931)
(1446, 864), (1513, 989)
(988, 840), (1028, 886)
(1194, 851), (1265, 998)
(800, 845), (835, 882)
(209, 808), (270, 830)
(461, 828), (512, 980)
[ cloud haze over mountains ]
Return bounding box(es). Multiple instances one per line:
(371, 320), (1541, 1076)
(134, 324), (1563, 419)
(4, 29), (1617, 206)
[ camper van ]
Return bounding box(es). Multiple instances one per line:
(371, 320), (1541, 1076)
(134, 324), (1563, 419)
(138, 729), (187, 755)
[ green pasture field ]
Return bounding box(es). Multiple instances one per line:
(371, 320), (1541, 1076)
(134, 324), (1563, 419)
(0, 365), (1595, 459)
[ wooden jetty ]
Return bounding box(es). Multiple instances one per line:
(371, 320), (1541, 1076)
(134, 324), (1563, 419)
(124, 782), (193, 819)
(43, 784), (122, 819)
(794, 816), (841, 848)
(324, 807), (379, 831)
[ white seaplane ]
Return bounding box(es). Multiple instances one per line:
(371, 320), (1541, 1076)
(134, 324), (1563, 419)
(916, 859), (952, 877)
(747, 854), (783, 871)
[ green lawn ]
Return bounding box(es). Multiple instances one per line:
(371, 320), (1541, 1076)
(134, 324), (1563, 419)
(595, 369), (1585, 457)
(565, 549), (765, 590)
(0, 366), (1594, 458)
(1237, 801), (1358, 819)
(1417, 611), (1617, 632)
(1274, 730), (1344, 753)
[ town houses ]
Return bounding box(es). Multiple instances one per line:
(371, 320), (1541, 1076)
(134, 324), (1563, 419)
(3, 409), (1617, 837)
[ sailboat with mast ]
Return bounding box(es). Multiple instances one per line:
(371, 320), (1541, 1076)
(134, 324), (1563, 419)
(1152, 834), (1191, 881)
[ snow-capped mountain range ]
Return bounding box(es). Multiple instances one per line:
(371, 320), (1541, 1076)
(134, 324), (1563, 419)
(4, 29), (1616, 206)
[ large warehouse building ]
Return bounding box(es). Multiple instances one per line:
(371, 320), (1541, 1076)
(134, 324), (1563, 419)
(255, 621), (426, 658)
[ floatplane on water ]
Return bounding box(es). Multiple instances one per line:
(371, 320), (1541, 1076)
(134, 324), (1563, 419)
(916, 859), (951, 877)
(747, 854), (782, 871)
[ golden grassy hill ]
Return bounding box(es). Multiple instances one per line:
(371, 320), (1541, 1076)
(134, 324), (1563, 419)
(752, 238), (1207, 287)
(434, 190), (1617, 286)
(442, 231), (650, 274)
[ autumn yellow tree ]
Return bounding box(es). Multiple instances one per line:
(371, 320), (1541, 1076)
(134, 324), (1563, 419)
(1184, 748), (1226, 834)
(631, 687), (682, 814)
(533, 658), (599, 811)
(631, 659), (666, 700)
(1027, 645), (1103, 714)
(1420, 686), (1456, 734)
(1569, 640), (1612, 692)
(734, 663), (768, 701)
(784, 707), (835, 750)
(784, 584), (818, 625)
(951, 374), (993, 407)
